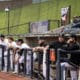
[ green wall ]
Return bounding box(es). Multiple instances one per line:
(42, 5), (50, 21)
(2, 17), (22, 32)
(0, 0), (80, 35)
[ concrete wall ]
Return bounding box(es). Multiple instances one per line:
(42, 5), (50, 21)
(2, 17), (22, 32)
(26, 36), (80, 47)
(26, 36), (58, 47)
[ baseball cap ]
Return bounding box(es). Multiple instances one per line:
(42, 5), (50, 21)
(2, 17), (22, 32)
(59, 33), (65, 38)
(0, 34), (5, 38)
(70, 34), (77, 40)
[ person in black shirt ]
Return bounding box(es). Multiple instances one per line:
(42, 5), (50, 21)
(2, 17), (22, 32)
(44, 34), (66, 80)
(61, 34), (80, 80)
(49, 34), (66, 60)
(65, 35), (80, 65)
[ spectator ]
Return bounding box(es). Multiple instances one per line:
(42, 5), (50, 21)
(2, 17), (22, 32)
(7, 37), (17, 71)
(49, 34), (66, 59)
(0, 34), (7, 46)
(13, 39), (30, 74)
(33, 37), (47, 79)
(0, 34), (8, 72)
(44, 34), (66, 80)
(33, 35), (66, 79)
(73, 16), (80, 23)
(61, 34), (80, 80)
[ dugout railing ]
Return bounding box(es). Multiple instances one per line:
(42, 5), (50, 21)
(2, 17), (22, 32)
(0, 45), (33, 78)
(56, 49), (80, 80)
(0, 45), (54, 80)
(0, 45), (5, 71)
(0, 45), (61, 80)
(34, 49), (56, 80)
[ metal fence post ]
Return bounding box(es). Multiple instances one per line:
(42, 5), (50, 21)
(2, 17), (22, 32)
(30, 49), (33, 78)
(37, 52), (42, 80)
(7, 48), (10, 72)
(56, 49), (61, 80)
(56, 49), (80, 80)
(23, 49), (27, 76)
(0, 45), (5, 71)
(18, 61), (19, 74)
(46, 49), (50, 80)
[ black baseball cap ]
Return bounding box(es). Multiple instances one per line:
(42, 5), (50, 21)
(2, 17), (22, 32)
(70, 34), (77, 40)
(17, 39), (24, 43)
(59, 33), (65, 38)
(0, 34), (5, 38)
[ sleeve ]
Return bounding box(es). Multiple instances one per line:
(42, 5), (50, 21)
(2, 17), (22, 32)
(76, 42), (80, 49)
(12, 42), (17, 48)
(15, 45), (21, 49)
(49, 42), (55, 49)
(75, 43), (80, 50)
(64, 43), (80, 50)
(21, 43), (30, 49)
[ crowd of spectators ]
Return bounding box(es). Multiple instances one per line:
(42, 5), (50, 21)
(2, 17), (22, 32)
(0, 34), (80, 80)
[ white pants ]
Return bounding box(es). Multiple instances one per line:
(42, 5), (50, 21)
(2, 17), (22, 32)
(14, 53), (19, 73)
(33, 52), (37, 61)
(4, 56), (7, 71)
(26, 53), (31, 74)
(19, 53), (31, 74)
(19, 55), (24, 63)
(3, 51), (14, 71)
(10, 51), (14, 70)
(43, 50), (47, 78)
(14, 53), (31, 74)
(0, 50), (2, 70)
(0, 59), (1, 70)
(26, 59), (31, 74)
(3, 51), (8, 71)
(61, 62), (78, 80)
(43, 50), (53, 80)
(0, 48), (2, 70)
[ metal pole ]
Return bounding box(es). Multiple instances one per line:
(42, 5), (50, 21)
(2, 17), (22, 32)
(30, 49), (33, 78)
(56, 49), (61, 80)
(58, 20), (60, 27)
(48, 20), (50, 30)
(24, 49), (27, 76)
(38, 52), (41, 80)
(46, 49), (50, 80)
(7, 48), (10, 72)
(68, 5), (71, 24)
(1, 45), (5, 71)
(5, 8), (10, 35)
(7, 11), (10, 35)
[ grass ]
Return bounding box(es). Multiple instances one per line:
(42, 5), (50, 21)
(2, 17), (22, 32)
(0, 0), (80, 35)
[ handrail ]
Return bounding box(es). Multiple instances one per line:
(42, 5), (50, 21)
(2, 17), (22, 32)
(56, 49), (80, 80)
